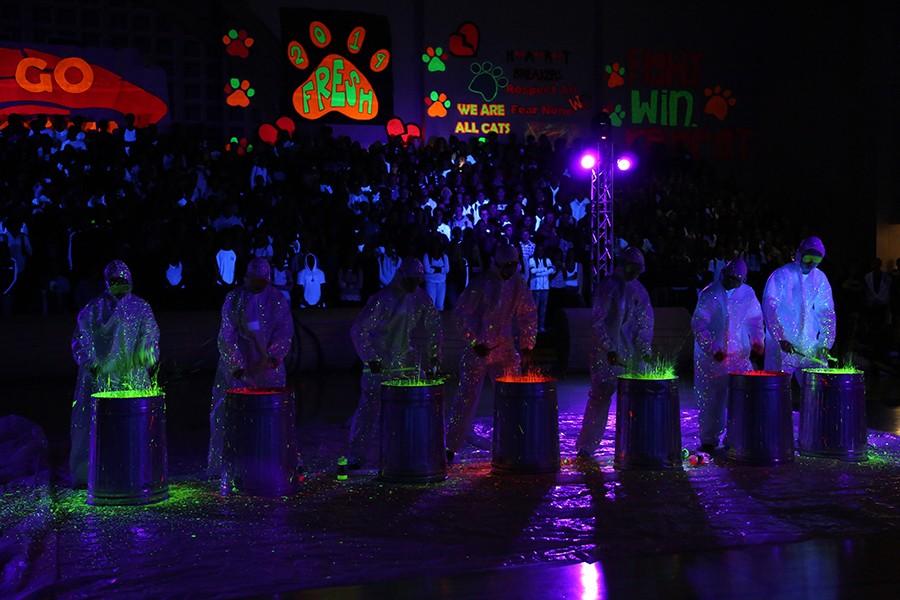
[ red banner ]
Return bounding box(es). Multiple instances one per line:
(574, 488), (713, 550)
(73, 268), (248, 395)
(0, 46), (168, 126)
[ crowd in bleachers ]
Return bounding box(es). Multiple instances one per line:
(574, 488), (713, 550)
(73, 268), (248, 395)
(0, 113), (897, 360)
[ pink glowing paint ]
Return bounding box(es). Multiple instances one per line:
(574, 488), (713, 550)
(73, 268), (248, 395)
(227, 387), (290, 395)
(734, 370), (785, 377)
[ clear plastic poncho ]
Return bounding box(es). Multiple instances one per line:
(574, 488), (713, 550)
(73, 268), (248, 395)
(348, 279), (443, 465)
(207, 285), (293, 475)
(69, 269), (159, 485)
(692, 281), (765, 444)
(577, 274), (654, 454)
(448, 269), (537, 453)
(762, 262), (836, 382)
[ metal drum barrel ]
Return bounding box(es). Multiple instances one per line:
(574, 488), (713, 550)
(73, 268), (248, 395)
(222, 388), (299, 496)
(800, 369), (867, 461)
(379, 381), (447, 483)
(491, 377), (560, 474)
(727, 371), (793, 465)
(614, 377), (682, 470)
(88, 391), (168, 506)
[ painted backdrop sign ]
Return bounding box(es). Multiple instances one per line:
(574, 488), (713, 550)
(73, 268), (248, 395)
(0, 44), (168, 126)
(421, 16), (593, 140)
(281, 8), (394, 124)
(601, 48), (752, 160)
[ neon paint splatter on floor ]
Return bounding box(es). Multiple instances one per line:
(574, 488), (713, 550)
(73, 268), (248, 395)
(3, 399), (900, 597)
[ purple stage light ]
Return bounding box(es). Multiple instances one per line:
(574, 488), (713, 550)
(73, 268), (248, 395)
(579, 153), (597, 170)
(616, 156), (633, 171)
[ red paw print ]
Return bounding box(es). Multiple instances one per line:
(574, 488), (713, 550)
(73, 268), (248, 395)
(704, 85), (736, 121)
(605, 62), (626, 88)
(223, 29), (254, 59)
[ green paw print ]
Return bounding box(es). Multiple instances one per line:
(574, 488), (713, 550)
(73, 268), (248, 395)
(421, 46), (446, 72)
(610, 104), (626, 127)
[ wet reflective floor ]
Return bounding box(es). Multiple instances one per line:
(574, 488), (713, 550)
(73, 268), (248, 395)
(2, 374), (900, 598)
(288, 535), (900, 600)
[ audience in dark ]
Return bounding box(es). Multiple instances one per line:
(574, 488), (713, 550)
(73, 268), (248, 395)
(0, 113), (895, 361)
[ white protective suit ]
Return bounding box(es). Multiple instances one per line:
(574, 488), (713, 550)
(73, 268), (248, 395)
(349, 259), (442, 466)
(70, 260), (160, 486)
(692, 265), (765, 446)
(576, 249), (654, 454)
(762, 240), (836, 387)
(447, 246), (537, 453)
(207, 259), (294, 476)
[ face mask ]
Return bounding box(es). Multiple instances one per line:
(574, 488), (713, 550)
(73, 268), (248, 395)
(800, 254), (822, 274)
(108, 281), (131, 298)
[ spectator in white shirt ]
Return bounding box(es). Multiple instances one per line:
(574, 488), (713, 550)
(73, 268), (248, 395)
(519, 230), (535, 278)
(424, 238), (450, 311)
(450, 206), (473, 231)
(297, 253), (326, 308)
(215, 234), (238, 287)
(378, 247), (401, 288)
(570, 196), (590, 222)
(529, 245), (555, 333)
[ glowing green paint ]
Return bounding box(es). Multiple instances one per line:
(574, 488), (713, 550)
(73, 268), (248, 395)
(94, 362), (162, 398)
(864, 449), (892, 467)
(805, 368), (863, 376)
(619, 372), (678, 381)
(619, 356), (677, 380)
(382, 377), (446, 387)
(51, 483), (210, 518)
(92, 389), (164, 399)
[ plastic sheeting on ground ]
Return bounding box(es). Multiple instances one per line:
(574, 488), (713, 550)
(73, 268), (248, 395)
(1, 406), (899, 598)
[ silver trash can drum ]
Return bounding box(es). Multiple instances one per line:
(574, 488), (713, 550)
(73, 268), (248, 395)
(88, 390), (168, 506)
(727, 371), (794, 465)
(379, 379), (447, 484)
(491, 375), (560, 474)
(800, 368), (867, 461)
(614, 375), (682, 470)
(222, 387), (300, 496)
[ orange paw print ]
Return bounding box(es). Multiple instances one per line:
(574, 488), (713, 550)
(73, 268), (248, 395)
(224, 78), (255, 108)
(425, 91), (451, 118)
(222, 29), (254, 58)
(703, 85), (736, 121)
